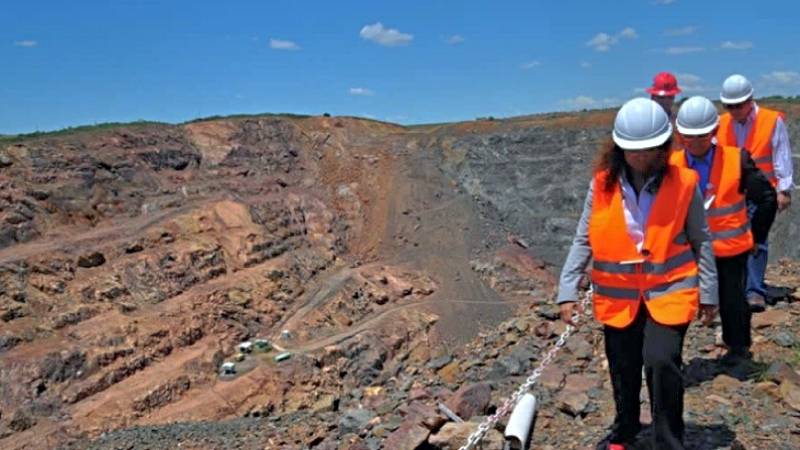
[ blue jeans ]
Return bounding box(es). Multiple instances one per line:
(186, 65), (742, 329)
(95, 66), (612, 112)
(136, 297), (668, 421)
(747, 242), (769, 298)
(746, 202), (769, 298)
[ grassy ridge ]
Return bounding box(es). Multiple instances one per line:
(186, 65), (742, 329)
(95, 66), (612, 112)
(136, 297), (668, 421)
(3, 96), (799, 144)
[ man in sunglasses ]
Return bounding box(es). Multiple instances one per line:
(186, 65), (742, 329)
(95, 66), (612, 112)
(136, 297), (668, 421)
(716, 74), (793, 312)
(671, 96), (777, 365)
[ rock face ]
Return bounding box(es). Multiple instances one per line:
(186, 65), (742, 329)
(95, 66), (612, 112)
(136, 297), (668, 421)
(1, 102), (799, 449)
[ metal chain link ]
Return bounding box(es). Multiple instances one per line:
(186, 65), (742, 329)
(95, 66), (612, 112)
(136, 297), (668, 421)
(458, 290), (593, 450)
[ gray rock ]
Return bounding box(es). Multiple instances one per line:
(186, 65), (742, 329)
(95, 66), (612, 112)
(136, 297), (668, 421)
(338, 408), (376, 434)
(427, 354), (453, 370)
(772, 331), (796, 348)
(538, 304), (561, 321)
(0, 334), (22, 353)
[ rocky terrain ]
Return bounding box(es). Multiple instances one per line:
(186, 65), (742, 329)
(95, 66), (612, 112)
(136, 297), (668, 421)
(1, 101), (799, 450)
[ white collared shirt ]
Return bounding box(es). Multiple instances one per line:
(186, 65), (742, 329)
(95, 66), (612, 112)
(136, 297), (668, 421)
(619, 172), (658, 252)
(732, 103), (794, 192)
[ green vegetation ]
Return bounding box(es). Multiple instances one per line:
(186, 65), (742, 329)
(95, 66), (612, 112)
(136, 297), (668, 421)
(183, 112), (312, 124)
(0, 120), (167, 144)
(760, 95), (800, 102)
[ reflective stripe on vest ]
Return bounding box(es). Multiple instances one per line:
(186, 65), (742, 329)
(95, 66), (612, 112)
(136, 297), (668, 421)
(717, 107), (783, 187)
(594, 274), (698, 301)
(588, 166), (700, 328)
(669, 145), (754, 257)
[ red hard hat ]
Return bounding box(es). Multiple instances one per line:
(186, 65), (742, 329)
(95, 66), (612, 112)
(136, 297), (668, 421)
(646, 72), (682, 96)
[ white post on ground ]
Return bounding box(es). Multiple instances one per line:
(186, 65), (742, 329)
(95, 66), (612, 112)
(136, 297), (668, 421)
(503, 393), (537, 450)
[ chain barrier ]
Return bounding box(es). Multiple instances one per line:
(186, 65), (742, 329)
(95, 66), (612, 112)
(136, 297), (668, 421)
(458, 290), (593, 450)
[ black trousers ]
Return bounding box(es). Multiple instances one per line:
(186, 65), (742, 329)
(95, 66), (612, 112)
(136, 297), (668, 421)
(604, 306), (688, 449)
(716, 251), (751, 349)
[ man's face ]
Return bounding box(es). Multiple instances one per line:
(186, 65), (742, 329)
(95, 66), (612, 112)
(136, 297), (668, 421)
(651, 95), (675, 114)
(624, 147), (666, 178)
(725, 98), (754, 123)
(679, 131), (715, 158)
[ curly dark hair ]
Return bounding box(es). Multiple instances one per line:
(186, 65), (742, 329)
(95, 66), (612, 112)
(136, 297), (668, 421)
(593, 138), (672, 192)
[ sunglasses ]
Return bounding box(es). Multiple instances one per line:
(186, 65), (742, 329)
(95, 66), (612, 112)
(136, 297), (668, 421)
(683, 132), (713, 140)
(724, 101), (749, 110)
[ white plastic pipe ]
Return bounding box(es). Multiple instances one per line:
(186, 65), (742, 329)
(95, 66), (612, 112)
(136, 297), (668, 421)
(504, 393), (537, 450)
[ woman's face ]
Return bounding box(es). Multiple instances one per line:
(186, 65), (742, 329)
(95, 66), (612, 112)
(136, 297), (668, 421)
(623, 147), (665, 177)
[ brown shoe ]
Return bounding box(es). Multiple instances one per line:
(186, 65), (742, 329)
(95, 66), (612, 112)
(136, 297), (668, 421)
(747, 293), (766, 312)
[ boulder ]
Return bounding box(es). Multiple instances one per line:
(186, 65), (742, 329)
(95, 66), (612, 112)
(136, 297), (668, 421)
(382, 422), (430, 450)
(444, 383), (491, 420)
(429, 422), (504, 450)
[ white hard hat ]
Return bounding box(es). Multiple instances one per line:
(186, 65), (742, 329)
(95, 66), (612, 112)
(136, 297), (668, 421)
(612, 98), (673, 150)
(676, 96), (719, 135)
(720, 74), (753, 104)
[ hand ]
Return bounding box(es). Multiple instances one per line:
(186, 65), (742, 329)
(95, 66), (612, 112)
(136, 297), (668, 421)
(777, 191), (792, 212)
(559, 301), (583, 326)
(698, 305), (718, 326)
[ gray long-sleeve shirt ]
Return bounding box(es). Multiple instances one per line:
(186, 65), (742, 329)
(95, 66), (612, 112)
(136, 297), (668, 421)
(557, 180), (719, 306)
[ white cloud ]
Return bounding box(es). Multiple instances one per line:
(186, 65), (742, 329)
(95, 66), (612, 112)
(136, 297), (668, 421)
(349, 87), (375, 96)
(521, 60), (541, 69)
(665, 46), (705, 55)
(619, 27), (638, 39)
(721, 41), (753, 50)
(13, 40), (37, 47)
(580, 61), (592, 69)
(360, 22), (413, 47)
(677, 73), (701, 84)
(762, 71), (800, 85)
(560, 96), (619, 110)
(664, 26), (696, 36)
(586, 27), (637, 52)
(587, 33), (615, 52)
(675, 73), (711, 94)
(270, 38), (300, 50)
(562, 95), (598, 108)
(655, 0), (676, 4)
(446, 35), (464, 45)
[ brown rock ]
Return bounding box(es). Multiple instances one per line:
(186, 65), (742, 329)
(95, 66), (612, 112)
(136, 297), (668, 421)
(77, 251), (106, 268)
(311, 394), (338, 414)
(534, 321), (554, 338)
(444, 383), (491, 420)
(563, 373), (600, 394)
(438, 361), (460, 384)
(705, 394), (733, 406)
(429, 422), (504, 450)
(780, 381), (800, 411)
(399, 401), (446, 431)
(539, 365), (566, 390)
(765, 361), (800, 385)
(711, 374), (742, 392)
(566, 338), (594, 360)
(556, 390), (590, 416)
(408, 387), (432, 401)
(752, 309), (791, 329)
(382, 422), (430, 450)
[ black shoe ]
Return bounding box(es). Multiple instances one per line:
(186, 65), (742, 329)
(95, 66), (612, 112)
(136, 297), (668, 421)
(747, 293), (766, 312)
(720, 347), (752, 366)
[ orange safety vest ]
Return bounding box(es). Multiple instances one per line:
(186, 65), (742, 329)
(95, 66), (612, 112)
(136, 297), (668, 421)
(717, 107), (784, 187)
(669, 146), (754, 257)
(589, 166), (700, 329)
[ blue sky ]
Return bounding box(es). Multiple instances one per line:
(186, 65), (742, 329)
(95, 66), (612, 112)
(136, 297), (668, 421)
(2, 0), (799, 134)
